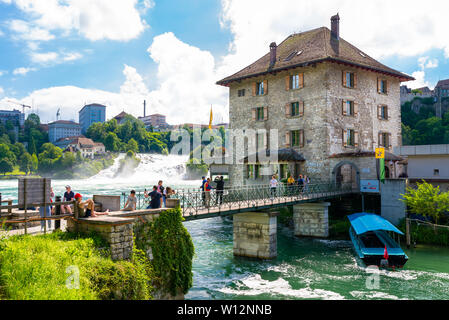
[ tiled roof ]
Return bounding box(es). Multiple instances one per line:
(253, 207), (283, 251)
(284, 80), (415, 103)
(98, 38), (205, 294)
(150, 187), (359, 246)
(217, 27), (413, 86)
(114, 111), (128, 119)
(48, 120), (80, 126)
(436, 79), (449, 88)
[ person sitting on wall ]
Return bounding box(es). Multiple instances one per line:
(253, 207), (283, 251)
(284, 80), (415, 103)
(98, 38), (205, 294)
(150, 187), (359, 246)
(74, 193), (109, 218)
(144, 186), (163, 209)
(62, 185), (75, 214)
(123, 190), (137, 211)
(165, 187), (176, 199)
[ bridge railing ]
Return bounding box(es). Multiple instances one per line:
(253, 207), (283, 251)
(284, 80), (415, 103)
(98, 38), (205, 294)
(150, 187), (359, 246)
(173, 182), (354, 217)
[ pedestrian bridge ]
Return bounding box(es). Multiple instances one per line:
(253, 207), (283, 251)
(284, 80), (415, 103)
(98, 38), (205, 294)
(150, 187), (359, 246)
(173, 182), (355, 221)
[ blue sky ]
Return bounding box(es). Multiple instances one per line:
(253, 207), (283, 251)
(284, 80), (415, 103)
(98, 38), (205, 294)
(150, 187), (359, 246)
(0, 0), (448, 124)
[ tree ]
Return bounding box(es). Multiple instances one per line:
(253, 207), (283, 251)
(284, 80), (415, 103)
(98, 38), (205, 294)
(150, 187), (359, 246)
(19, 152), (33, 174)
(0, 159), (13, 175)
(31, 153), (38, 173)
(104, 132), (120, 152)
(126, 138), (139, 153)
(401, 181), (449, 224)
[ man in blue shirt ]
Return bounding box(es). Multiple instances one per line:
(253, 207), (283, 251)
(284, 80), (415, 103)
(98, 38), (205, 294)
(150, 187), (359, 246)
(62, 185), (74, 214)
(200, 176), (207, 206)
(145, 186), (163, 209)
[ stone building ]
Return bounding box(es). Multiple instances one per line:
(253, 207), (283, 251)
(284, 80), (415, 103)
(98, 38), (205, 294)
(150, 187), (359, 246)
(217, 14), (413, 188)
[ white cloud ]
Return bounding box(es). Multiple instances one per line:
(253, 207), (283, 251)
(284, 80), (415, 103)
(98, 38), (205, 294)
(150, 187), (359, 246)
(13, 67), (36, 76)
(30, 51), (59, 64)
(0, 70), (6, 76)
(30, 51), (83, 65)
(0, 33), (229, 125)
(0, 87), (4, 96)
(4, 0), (148, 42)
(218, 0), (449, 77)
(408, 70), (430, 89)
(418, 56), (438, 70)
(147, 32), (228, 124)
(8, 19), (55, 41)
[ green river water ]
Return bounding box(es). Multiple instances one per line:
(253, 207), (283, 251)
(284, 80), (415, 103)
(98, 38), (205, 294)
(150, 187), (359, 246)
(1, 154), (448, 300)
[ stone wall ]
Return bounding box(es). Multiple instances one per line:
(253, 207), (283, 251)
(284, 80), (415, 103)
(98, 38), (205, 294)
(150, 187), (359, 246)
(66, 216), (134, 260)
(233, 211), (277, 259)
(293, 202), (330, 238)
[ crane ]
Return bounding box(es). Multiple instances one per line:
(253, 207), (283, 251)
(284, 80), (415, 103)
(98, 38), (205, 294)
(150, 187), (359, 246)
(7, 100), (31, 114)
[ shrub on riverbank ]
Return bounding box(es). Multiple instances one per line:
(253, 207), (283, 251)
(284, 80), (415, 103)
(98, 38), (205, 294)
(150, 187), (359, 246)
(398, 219), (449, 247)
(0, 231), (154, 300)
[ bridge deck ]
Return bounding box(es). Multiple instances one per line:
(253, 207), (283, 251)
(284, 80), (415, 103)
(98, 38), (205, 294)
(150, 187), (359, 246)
(181, 189), (353, 221)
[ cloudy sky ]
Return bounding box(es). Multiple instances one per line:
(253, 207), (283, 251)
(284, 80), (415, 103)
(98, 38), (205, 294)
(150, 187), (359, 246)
(0, 0), (448, 125)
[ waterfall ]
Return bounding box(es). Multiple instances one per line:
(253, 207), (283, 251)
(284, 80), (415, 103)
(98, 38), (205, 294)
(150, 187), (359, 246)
(89, 153), (190, 186)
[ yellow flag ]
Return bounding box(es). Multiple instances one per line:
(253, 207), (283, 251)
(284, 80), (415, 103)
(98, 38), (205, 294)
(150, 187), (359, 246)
(209, 105), (213, 129)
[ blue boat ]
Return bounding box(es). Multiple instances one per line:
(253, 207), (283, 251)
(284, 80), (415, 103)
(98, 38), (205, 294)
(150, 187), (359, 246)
(348, 213), (408, 268)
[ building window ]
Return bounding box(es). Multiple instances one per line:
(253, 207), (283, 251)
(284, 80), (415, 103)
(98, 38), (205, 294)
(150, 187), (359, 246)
(238, 89), (246, 97)
(254, 165), (261, 179)
(343, 129), (359, 147)
(434, 169), (440, 176)
(377, 105), (389, 120)
(379, 132), (391, 148)
(256, 107), (264, 121)
(378, 79), (388, 94)
(256, 82), (264, 95)
(291, 129), (304, 148)
(342, 100), (355, 116)
(343, 71), (356, 88)
(291, 102), (300, 117)
(247, 165), (254, 179)
(291, 74), (300, 89)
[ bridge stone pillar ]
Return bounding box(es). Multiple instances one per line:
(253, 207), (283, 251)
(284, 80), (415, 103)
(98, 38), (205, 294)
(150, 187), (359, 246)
(293, 202), (330, 238)
(233, 211), (277, 259)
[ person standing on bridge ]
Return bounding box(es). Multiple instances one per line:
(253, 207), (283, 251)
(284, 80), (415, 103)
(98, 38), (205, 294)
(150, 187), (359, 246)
(214, 176), (224, 205)
(145, 186), (163, 209)
(200, 176), (207, 206)
(270, 175), (278, 199)
(297, 175), (304, 193)
(287, 175), (295, 195)
(204, 178), (213, 208)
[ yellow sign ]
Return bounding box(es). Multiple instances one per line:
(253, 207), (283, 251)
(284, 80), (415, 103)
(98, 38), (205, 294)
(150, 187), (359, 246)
(375, 148), (385, 159)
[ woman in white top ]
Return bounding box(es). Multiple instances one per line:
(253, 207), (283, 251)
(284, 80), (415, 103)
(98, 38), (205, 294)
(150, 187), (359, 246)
(270, 175), (278, 198)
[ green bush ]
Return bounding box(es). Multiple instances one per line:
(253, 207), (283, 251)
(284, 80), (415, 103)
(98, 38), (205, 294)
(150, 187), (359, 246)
(398, 219), (449, 247)
(147, 207), (194, 296)
(0, 231), (154, 300)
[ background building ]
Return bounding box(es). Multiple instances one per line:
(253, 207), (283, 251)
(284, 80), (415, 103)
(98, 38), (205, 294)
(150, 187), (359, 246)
(48, 120), (81, 143)
(138, 113), (171, 131)
(0, 109), (25, 127)
(79, 103), (106, 134)
(394, 144), (449, 192)
(113, 111), (129, 125)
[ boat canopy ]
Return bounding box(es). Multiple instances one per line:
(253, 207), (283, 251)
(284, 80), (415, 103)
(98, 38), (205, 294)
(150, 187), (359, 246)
(347, 213), (404, 235)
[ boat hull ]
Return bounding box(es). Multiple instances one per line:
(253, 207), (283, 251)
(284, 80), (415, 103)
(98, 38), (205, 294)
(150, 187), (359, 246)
(349, 226), (408, 268)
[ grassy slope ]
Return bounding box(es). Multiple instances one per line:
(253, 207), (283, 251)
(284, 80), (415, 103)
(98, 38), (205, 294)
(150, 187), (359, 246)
(0, 231), (153, 300)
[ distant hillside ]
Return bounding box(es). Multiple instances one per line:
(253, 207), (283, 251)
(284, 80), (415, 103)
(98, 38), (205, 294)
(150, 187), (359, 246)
(402, 97), (449, 145)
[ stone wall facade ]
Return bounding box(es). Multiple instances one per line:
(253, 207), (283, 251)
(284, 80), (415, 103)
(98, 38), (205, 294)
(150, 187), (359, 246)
(293, 202), (330, 238)
(66, 217), (134, 261)
(227, 61), (402, 187)
(233, 211), (277, 259)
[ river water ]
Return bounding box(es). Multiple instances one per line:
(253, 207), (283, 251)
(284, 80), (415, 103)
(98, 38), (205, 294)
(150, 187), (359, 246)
(1, 154), (448, 300)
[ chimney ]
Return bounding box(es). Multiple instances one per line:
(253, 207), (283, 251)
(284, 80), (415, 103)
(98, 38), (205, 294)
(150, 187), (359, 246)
(331, 13), (340, 40)
(143, 100), (146, 117)
(269, 42), (277, 66)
